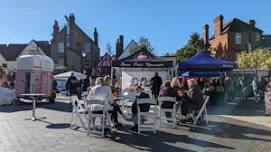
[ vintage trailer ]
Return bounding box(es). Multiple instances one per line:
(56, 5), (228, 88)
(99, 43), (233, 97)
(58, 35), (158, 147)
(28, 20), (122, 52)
(16, 55), (54, 100)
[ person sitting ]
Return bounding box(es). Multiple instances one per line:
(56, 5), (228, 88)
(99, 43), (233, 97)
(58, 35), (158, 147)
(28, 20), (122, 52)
(181, 79), (204, 122)
(131, 86), (151, 132)
(87, 77), (113, 128)
(103, 76), (124, 128)
(159, 81), (180, 118)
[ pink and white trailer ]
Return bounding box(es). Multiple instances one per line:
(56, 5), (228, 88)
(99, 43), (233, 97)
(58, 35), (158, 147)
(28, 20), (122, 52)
(16, 55), (54, 100)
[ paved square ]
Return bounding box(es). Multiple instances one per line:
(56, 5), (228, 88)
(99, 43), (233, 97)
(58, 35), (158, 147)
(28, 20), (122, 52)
(0, 99), (270, 152)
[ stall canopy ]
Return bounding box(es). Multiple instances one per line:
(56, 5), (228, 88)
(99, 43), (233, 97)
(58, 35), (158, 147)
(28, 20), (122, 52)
(53, 71), (87, 80)
(180, 71), (225, 77)
(179, 51), (237, 71)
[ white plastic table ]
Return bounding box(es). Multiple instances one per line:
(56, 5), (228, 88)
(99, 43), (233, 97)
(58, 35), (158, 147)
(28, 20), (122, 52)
(21, 93), (46, 121)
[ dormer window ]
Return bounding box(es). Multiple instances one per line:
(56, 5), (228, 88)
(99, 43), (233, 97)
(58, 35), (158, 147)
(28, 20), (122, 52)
(256, 33), (261, 42)
(234, 33), (242, 44)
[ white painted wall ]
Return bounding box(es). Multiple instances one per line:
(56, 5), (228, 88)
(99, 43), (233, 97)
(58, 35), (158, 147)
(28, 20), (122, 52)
(19, 40), (46, 56)
(0, 54), (6, 67)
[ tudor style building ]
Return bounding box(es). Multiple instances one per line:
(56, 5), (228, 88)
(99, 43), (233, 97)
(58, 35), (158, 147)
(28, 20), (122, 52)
(50, 14), (100, 75)
(204, 15), (271, 61)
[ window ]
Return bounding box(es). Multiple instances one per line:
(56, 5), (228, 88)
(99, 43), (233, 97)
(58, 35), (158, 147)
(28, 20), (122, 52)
(58, 42), (64, 53)
(2, 63), (7, 68)
(84, 43), (91, 53)
(256, 33), (261, 42)
(57, 58), (64, 65)
(234, 33), (242, 44)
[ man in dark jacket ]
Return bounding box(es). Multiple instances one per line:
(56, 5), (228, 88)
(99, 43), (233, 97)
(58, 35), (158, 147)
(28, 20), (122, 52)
(131, 86), (151, 132)
(66, 73), (78, 95)
(150, 72), (163, 100)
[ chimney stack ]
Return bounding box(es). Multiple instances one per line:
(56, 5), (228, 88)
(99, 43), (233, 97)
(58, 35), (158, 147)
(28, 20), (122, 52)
(115, 35), (124, 60)
(52, 20), (59, 38)
(249, 20), (256, 28)
(94, 27), (99, 47)
(203, 24), (209, 51)
(214, 15), (224, 36)
(69, 14), (75, 24)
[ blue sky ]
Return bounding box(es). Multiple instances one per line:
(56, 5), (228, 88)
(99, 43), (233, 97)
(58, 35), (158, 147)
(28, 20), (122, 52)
(0, 0), (271, 55)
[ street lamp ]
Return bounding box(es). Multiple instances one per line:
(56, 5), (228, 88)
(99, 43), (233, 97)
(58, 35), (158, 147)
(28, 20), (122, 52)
(81, 51), (87, 74)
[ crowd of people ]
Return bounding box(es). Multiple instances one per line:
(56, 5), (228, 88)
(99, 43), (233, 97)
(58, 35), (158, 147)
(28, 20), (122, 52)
(0, 69), (15, 89)
(224, 75), (271, 103)
(65, 70), (271, 132)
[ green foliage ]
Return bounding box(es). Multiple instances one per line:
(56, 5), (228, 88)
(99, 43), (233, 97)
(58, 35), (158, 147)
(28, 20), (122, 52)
(176, 33), (205, 61)
(237, 48), (271, 69)
(129, 36), (154, 54)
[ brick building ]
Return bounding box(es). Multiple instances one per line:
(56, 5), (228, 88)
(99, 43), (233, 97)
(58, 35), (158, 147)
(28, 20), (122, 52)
(50, 14), (100, 75)
(204, 15), (270, 61)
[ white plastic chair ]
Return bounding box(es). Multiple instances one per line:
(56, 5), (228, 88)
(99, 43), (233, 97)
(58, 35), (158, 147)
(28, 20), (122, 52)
(158, 96), (177, 128)
(85, 97), (113, 137)
(137, 98), (157, 134)
(70, 96), (88, 130)
(193, 95), (210, 125)
(121, 91), (136, 115)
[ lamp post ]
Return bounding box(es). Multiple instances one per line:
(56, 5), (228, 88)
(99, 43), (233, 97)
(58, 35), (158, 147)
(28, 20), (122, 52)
(81, 51), (87, 74)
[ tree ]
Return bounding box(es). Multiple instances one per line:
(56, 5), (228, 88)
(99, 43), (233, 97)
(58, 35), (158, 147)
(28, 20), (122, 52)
(237, 48), (271, 69)
(176, 33), (205, 61)
(129, 36), (154, 54)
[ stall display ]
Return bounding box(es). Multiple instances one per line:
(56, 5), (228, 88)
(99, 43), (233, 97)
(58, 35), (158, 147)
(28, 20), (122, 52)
(113, 49), (174, 93)
(16, 55), (54, 100)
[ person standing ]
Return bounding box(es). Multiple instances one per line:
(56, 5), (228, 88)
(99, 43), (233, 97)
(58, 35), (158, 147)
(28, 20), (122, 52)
(150, 72), (163, 101)
(258, 76), (267, 101)
(66, 72), (78, 96)
(82, 76), (90, 92)
(224, 76), (233, 102)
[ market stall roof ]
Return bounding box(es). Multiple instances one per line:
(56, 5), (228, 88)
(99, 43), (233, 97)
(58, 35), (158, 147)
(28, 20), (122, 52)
(53, 71), (87, 80)
(180, 71), (225, 77)
(113, 49), (173, 68)
(179, 51), (237, 71)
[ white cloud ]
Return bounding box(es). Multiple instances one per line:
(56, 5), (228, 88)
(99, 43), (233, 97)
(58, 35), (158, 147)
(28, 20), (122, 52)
(24, 8), (37, 15)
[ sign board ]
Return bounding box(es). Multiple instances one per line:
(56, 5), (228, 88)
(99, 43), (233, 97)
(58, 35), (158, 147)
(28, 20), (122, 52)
(232, 69), (270, 76)
(113, 61), (173, 68)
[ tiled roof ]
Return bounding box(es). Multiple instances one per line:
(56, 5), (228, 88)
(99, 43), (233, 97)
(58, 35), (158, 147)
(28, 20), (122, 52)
(0, 40), (51, 61)
(221, 18), (263, 34)
(35, 40), (51, 56)
(0, 44), (27, 61)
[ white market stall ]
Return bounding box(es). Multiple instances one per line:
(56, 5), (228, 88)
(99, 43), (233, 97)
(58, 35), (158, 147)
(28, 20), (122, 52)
(53, 71), (87, 92)
(53, 71), (87, 80)
(16, 55), (54, 98)
(113, 49), (174, 93)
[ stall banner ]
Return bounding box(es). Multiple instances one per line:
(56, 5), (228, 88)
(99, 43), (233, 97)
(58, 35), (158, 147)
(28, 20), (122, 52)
(113, 61), (173, 68)
(265, 91), (271, 115)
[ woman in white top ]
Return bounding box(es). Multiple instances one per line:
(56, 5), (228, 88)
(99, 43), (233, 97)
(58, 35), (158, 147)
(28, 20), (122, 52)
(87, 77), (112, 107)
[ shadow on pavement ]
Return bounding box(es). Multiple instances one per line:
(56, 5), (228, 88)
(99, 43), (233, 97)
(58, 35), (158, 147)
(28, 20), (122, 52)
(39, 101), (72, 113)
(208, 98), (265, 116)
(189, 119), (271, 142)
(0, 101), (72, 113)
(111, 127), (235, 152)
(0, 103), (33, 113)
(46, 123), (71, 129)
